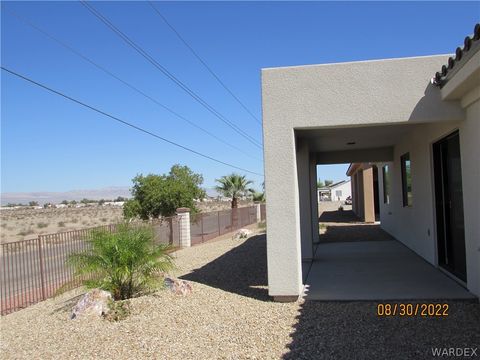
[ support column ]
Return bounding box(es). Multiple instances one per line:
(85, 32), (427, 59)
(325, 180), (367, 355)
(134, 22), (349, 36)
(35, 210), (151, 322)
(310, 157), (319, 245)
(255, 202), (262, 223)
(176, 207), (191, 247)
(362, 167), (375, 223)
(264, 127), (302, 302)
(297, 140), (313, 261)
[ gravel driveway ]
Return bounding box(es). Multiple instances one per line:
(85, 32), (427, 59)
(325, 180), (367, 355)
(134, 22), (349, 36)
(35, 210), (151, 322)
(1, 232), (478, 359)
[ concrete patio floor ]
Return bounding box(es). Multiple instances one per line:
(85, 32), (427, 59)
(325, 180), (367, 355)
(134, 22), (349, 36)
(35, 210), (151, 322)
(304, 239), (476, 301)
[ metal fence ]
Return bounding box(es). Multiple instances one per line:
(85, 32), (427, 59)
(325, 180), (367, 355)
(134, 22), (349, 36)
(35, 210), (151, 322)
(0, 205), (264, 315)
(0, 218), (179, 316)
(190, 206), (258, 246)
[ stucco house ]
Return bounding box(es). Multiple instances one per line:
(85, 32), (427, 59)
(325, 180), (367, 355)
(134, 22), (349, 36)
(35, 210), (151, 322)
(317, 180), (351, 202)
(262, 24), (480, 301)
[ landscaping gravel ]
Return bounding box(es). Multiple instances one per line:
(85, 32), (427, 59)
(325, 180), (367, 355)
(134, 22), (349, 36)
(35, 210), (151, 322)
(1, 230), (479, 359)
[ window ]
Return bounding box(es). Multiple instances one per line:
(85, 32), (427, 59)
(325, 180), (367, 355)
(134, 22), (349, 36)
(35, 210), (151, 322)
(401, 153), (412, 207)
(382, 165), (390, 204)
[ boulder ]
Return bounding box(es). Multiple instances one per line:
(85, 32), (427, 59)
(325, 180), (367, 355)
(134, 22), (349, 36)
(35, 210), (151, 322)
(164, 277), (192, 296)
(233, 228), (253, 240)
(71, 289), (112, 319)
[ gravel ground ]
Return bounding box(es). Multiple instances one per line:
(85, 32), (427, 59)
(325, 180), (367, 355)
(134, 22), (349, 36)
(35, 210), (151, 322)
(1, 229), (479, 359)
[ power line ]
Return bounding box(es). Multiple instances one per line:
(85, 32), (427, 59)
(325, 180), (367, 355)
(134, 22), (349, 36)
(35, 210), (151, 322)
(4, 7), (260, 161)
(147, 1), (262, 126)
(1, 67), (264, 177)
(80, 1), (263, 149)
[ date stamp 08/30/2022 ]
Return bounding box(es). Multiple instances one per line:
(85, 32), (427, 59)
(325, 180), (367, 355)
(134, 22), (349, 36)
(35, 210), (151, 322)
(376, 303), (449, 317)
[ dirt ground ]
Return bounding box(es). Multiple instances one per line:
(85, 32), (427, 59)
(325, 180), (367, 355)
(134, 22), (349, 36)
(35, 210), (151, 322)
(0, 200), (254, 244)
(1, 230), (478, 360)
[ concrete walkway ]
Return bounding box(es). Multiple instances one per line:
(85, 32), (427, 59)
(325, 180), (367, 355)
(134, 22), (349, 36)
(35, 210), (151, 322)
(305, 239), (476, 300)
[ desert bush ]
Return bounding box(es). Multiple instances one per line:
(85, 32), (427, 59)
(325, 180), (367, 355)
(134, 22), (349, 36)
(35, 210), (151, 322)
(37, 222), (49, 229)
(257, 221), (266, 231)
(17, 229), (34, 236)
(67, 223), (174, 300)
(58, 221), (65, 227)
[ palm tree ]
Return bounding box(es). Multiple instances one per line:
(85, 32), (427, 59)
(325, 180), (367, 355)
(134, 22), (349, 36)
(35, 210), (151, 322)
(215, 174), (253, 208)
(67, 223), (174, 300)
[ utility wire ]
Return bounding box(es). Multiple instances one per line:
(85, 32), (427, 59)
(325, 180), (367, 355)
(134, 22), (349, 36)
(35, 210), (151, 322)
(1, 67), (264, 177)
(4, 7), (260, 161)
(147, 1), (262, 126)
(80, 1), (263, 149)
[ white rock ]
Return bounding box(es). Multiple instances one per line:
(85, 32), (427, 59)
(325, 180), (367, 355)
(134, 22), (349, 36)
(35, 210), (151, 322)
(164, 277), (193, 296)
(71, 289), (112, 319)
(233, 228), (253, 240)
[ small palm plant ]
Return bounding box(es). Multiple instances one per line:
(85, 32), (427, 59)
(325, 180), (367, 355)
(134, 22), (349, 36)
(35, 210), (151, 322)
(215, 174), (253, 208)
(67, 223), (174, 300)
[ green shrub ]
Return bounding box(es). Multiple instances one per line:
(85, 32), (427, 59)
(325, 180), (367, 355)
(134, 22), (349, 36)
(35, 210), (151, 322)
(67, 223), (174, 300)
(17, 229), (34, 236)
(257, 221), (266, 231)
(37, 222), (49, 229)
(104, 299), (131, 322)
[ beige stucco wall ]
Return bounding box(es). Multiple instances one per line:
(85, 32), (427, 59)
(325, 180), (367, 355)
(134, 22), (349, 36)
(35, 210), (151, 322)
(262, 55), (474, 299)
(459, 97), (480, 296)
(376, 95), (479, 296)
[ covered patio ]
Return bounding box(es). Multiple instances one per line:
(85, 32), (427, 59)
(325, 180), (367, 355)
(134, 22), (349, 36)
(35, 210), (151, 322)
(303, 210), (475, 301)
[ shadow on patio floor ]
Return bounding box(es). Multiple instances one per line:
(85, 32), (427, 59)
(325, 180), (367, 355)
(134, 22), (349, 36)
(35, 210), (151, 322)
(180, 234), (269, 301)
(319, 209), (360, 223)
(319, 224), (394, 243)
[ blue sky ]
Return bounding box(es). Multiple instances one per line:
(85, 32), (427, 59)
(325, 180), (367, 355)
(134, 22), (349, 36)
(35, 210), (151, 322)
(1, 1), (478, 193)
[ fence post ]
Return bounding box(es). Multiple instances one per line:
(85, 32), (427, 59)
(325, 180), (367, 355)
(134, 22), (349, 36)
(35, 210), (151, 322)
(37, 237), (46, 300)
(168, 217), (174, 245)
(176, 208), (191, 247)
(255, 202), (261, 223)
(201, 214), (205, 243)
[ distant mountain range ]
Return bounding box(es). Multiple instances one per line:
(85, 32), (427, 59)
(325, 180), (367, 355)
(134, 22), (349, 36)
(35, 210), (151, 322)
(1, 186), (221, 206)
(0, 186), (132, 206)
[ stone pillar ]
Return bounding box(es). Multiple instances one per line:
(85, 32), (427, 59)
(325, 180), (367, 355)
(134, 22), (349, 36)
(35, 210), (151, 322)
(255, 202), (262, 222)
(176, 207), (191, 247)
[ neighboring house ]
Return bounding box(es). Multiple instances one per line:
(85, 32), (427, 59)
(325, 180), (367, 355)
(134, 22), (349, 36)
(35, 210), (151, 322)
(317, 186), (331, 201)
(317, 180), (351, 202)
(261, 24), (480, 301)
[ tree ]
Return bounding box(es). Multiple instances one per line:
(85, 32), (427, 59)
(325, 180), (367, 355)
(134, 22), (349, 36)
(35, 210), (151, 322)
(61, 200), (69, 205)
(67, 223), (174, 300)
(215, 174), (253, 208)
(325, 180), (334, 186)
(123, 164), (205, 220)
(115, 196), (126, 202)
(29, 201), (39, 207)
(251, 191), (265, 202)
(317, 180), (325, 188)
